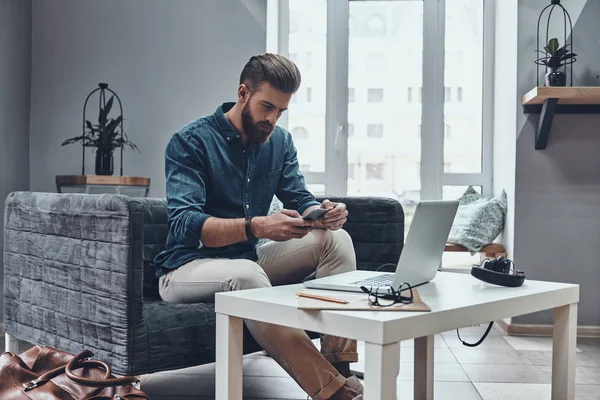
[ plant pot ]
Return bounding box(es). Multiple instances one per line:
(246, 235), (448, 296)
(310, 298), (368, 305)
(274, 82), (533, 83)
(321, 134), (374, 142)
(545, 68), (566, 86)
(95, 148), (114, 176)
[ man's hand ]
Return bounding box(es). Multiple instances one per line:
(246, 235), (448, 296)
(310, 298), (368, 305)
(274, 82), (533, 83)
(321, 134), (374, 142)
(252, 209), (314, 242)
(317, 199), (348, 231)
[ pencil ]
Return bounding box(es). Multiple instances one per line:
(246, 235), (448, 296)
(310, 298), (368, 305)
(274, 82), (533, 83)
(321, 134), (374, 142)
(296, 292), (349, 304)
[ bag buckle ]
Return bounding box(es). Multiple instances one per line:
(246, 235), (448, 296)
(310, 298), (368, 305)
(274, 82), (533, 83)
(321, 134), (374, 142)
(23, 381), (40, 391)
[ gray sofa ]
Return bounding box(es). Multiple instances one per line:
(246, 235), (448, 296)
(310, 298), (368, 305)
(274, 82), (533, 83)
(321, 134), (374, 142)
(3, 191), (404, 376)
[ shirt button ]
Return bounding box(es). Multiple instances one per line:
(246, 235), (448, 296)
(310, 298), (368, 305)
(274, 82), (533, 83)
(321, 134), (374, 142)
(247, 178), (250, 183)
(246, 204), (250, 209)
(226, 137), (230, 141)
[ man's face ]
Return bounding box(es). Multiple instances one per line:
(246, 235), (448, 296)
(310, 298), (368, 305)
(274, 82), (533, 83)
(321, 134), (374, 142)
(241, 82), (292, 145)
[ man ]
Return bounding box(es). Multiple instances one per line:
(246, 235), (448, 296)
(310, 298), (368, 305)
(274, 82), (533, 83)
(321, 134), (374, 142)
(154, 53), (363, 400)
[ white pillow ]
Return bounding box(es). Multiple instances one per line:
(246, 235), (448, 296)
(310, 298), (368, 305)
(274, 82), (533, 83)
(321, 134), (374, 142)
(446, 186), (507, 255)
(257, 196), (283, 248)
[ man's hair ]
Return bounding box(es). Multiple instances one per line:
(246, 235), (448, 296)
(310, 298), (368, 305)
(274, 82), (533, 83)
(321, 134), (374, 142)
(240, 53), (301, 94)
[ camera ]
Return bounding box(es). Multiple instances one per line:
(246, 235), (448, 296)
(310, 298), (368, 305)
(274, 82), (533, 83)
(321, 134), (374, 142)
(482, 256), (511, 274)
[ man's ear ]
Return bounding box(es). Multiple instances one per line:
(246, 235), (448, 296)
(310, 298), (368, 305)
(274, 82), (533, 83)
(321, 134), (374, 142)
(238, 84), (250, 102)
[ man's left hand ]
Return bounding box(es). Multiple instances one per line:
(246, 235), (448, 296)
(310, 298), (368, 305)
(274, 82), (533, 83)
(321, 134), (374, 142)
(318, 199), (348, 231)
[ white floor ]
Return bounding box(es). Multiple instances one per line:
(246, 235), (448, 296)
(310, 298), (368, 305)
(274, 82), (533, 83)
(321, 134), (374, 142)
(4, 325), (600, 399)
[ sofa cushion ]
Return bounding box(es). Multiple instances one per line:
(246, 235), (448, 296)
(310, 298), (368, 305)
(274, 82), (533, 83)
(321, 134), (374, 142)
(257, 196), (283, 248)
(315, 196), (404, 272)
(132, 198), (169, 300)
(447, 187), (507, 255)
(143, 300), (264, 373)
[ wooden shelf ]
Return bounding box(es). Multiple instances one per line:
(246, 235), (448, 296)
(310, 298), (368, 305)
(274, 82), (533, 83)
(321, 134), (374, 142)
(56, 175), (150, 186)
(522, 86), (600, 106)
(521, 87), (600, 150)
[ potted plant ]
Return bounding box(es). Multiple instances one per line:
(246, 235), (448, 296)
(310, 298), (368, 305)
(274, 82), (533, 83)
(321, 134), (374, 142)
(535, 38), (577, 86)
(61, 95), (140, 175)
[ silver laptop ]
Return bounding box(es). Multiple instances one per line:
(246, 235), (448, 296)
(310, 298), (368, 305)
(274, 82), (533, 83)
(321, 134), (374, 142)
(303, 200), (459, 292)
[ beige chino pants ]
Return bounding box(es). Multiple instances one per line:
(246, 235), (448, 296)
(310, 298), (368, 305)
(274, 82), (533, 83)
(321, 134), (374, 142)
(158, 228), (359, 400)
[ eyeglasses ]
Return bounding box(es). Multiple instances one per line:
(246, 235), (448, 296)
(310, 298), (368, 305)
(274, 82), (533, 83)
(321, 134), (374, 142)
(360, 282), (414, 307)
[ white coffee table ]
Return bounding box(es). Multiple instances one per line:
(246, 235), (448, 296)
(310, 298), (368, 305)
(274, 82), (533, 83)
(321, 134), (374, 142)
(215, 271), (579, 400)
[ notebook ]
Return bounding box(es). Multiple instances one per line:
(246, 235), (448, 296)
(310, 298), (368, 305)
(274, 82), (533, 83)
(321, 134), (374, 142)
(296, 288), (431, 312)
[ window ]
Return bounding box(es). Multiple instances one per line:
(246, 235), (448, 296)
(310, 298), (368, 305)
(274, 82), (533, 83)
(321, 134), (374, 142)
(367, 124), (383, 138)
(366, 14), (386, 36)
(444, 0), (485, 174)
(366, 52), (385, 74)
(306, 87), (312, 102)
(305, 52), (313, 69)
(291, 126), (310, 140)
(367, 88), (384, 103)
(366, 163), (384, 180)
(269, 0), (492, 235)
(290, 15), (299, 34)
(348, 163), (355, 180)
(349, 15), (358, 34)
(348, 123), (354, 137)
(300, 164), (312, 172)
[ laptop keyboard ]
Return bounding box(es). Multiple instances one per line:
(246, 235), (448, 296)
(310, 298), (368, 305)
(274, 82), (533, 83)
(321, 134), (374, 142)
(350, 274), (394, 288)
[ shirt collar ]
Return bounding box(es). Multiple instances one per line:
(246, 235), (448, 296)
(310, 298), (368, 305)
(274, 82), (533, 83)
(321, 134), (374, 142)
(214, 102), (242, 144)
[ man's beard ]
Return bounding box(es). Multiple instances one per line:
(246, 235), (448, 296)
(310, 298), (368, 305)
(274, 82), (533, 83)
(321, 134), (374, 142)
(241, 102), (274, 145)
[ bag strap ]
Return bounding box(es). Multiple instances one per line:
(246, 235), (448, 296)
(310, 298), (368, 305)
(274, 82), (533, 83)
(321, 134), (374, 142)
(23, 357), (111, 392)
(65, 350), (140, 388)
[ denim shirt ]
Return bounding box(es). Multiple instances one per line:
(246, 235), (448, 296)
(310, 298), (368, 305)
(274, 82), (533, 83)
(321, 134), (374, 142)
(153, 102), (320, 277)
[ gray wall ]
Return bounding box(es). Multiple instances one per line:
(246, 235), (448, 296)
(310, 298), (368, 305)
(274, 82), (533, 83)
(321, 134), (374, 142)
(0, 0), (32, 323)
(30, 0), (267, 197)
(512, 0), (600, 326)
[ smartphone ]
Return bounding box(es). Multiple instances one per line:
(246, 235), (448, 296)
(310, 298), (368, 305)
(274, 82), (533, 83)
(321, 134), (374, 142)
(302, 208), (329, 221)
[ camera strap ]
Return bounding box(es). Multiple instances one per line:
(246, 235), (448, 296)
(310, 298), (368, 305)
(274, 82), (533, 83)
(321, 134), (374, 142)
(457, 322), (495, 347)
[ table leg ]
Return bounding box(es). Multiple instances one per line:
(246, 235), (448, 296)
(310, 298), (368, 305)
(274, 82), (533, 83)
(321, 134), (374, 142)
(216, 313), (243, 400)
(414, 335), (434, 400)
(552, 303), (577, 400)
(364, 342), (400, 400)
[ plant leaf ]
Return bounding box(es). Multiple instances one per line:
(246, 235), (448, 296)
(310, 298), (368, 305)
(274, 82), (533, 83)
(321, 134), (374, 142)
(61, 135), (87, 146)
(546, 38), (559, 55)
(98, 96), (115, 124)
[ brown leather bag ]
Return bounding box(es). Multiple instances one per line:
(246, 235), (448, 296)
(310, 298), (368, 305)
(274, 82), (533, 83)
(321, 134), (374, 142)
(0, 345), (150, 399)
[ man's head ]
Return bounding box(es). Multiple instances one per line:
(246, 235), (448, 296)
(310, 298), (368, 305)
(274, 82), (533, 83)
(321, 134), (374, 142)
(237, 53), (301, 144)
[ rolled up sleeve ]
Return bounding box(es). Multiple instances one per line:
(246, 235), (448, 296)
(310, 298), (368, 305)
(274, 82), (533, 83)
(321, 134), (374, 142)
(275, 135), (321, 215)
(165, 131), (211, 248)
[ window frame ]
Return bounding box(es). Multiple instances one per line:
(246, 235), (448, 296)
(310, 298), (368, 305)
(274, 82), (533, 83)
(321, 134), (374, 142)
(266, 0), (494, 199)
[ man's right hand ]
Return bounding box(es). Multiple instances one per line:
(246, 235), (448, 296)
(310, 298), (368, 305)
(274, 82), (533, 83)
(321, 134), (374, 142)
(252, 209), (314, 241)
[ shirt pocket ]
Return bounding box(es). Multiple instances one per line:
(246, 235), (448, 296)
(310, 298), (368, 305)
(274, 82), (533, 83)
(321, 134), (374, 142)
(254, 168), (282, 181)
(253, 168), (282, 204)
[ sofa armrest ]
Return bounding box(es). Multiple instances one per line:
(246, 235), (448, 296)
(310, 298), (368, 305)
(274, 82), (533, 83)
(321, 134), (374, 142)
(3, 192), (147, 374)
(315, 196), (405, 271)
